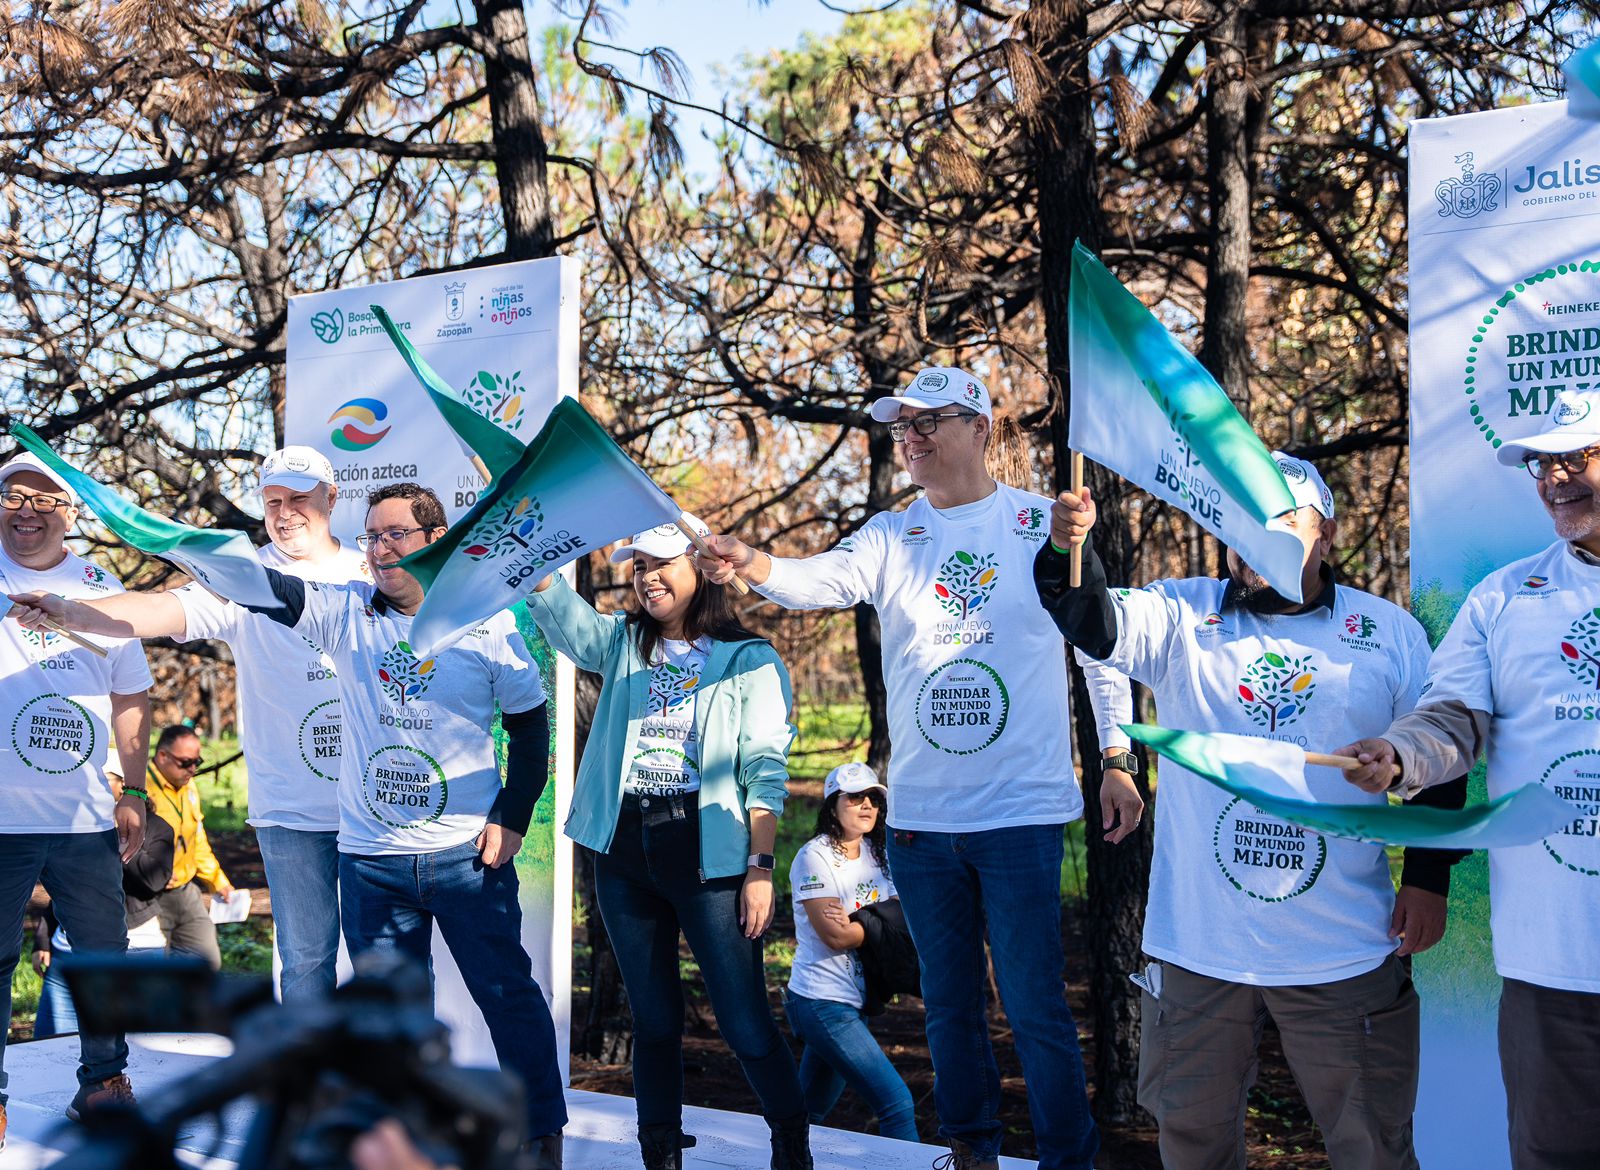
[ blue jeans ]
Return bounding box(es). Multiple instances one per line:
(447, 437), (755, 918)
(888, 824), (1098, 1170)
(0, 831), (129, 1102)
(34, 959), (78, 1039)
(784, 989), (918, 1142)
(594, 793), (804, 1129)
(256, 826), (342, 1004)
(339, 840), (567, 1139)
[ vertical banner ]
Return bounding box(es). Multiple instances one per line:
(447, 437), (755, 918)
(1409, 100), (1600, 1167)
(285, 258), (580, 1077)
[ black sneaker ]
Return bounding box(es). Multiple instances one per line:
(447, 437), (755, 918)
(65, 1074), (137, 1122)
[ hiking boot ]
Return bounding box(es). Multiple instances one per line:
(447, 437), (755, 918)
(524, 1131), (562, 1170)
(768, 1112), (813, 1170)
(1, 1099), (7, 1151)
(65, 1075), (136, 1122)
(931, 1139), (1001, 1170)
(639, 1123), (696, 1169)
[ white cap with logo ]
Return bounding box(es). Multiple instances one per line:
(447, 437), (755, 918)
(609, 512), (708, 564)
(260, 446), (336, 493)
(0, 452), (78, 505)
(1495, 388), (1600, 466)
(824, 761), (886, 801)
(1271, 451), (1335, 519)
(869, 367), (992, 423)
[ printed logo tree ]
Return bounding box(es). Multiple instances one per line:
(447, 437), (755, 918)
(463, 495), (544, 560)
(460, 369), (526, 431)
(649, 661), (699, 712)
(1237, 652), (1317, 732)
(1560, 607), (1600, 686)
(20, 628), (57, 650)
(933, 551), (999, 620)
(377, 641), (436, 706)
(1344, 613), (1377, 638)
(1016, 506), (1044, 529)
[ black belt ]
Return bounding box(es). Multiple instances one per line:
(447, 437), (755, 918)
(622, 791), (696, 827)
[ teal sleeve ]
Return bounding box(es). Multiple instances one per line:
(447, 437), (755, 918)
(522, 576), (623, 673)
(735, 644), (795, 815)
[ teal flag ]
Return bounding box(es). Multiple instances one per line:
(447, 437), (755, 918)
(401, 399), (680, 656)
(1566, 40), (1600, 119)
(1123, 723), (1582, 850)
(371, 304), (526, 481)
(1069, 241), (1308, 600)
(10, 425), (277, 607)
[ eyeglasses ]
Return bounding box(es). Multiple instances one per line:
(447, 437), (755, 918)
(164, 754), (204, 770)
(0, 490), (71, 512)
(839, 789), (882, 806)
(887, 411), (978, 443)
(356, 526), (430, 551)
(1522, 446), (1600, 480)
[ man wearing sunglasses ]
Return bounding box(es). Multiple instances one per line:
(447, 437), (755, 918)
(698, 368), (1140, 1170)
(5, 447), (368, 1007)
(1338, 387), (1600, 1170)
(142, 725), (233, 970)
(0, 451), (153, 1139)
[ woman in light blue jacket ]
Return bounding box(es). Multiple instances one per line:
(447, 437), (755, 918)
(526, 517), (810, 1170)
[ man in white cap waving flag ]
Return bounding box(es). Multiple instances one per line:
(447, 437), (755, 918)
(1040, 450), (1467, 1170)
(1339, 388), (1600, 1170)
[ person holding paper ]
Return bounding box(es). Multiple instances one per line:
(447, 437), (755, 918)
(524, 518), (812, 1170)
(1338, 388), (1600, 1170)
(141, 725), (232, 970)
(5, 446), (367, 1004)
(696, 368), (1136, 1170)
(12, 481), (566, 1168)
(1038, 451), (1466, 1170)
(0, 451), (153, 1141)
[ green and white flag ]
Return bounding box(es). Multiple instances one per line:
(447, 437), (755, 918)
(401, 398), (680, 656)
(1123, 723), (1581, 850)
(1069, 241), (1308, 600)
(10, 424), (278, 607)
(370, 304), (526, 481)
(1566, 40), (1600, 119)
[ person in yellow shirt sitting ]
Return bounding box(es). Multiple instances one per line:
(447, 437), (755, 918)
(144, 725), (233, 970)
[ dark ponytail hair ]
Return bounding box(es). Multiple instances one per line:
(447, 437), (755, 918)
(625, 556), (757, 662)
(813, 789), (888, 869)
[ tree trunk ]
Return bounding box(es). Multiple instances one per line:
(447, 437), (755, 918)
(1198, 8), (1254, 403)
(475, 0), (554, 259)
(1028, 0), (1153, 1126)
(855, 423), (897, 775)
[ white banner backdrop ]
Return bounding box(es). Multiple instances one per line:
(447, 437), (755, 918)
(1410, 99), (1600, 1168)
(285, 257), (579, 1078)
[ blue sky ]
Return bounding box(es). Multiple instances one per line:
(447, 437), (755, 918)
(533, 0), (845, 178)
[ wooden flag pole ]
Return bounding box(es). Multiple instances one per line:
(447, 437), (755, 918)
(470, 455), (492, 485)
(1068, 450), (1085, 587)
(5, 606), (109, 659)
(1305, 750), (1400, 779)
(676, 517), (751, 596)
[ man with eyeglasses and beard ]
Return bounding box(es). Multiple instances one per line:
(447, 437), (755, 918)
(141, 724), (233, 970)
(697, 368), (1142, 1170)
(0, 451), (152, 1140)
(1338, 388), (1600, 1170)
(12, 481), (567, 1168)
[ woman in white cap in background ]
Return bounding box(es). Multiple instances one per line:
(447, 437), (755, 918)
(785, 762), (918, 1143)
(523, 517), (811, 1170)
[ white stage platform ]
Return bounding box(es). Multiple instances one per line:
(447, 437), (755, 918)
(0, 1035), (1036, 1168)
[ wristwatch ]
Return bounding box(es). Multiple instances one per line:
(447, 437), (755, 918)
(747, 853), (776, 872)
(1102, 751), (1138, 775)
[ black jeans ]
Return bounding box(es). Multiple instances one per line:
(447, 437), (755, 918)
(593, 793), (803, 1128)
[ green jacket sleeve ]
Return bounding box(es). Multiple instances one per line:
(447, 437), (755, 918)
(522, 576), (623, 673)
(733, 643), (795, 815)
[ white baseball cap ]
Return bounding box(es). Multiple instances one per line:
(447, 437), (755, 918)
(1271, 451), (1335, 519)
(260, 446), (336, 492)
(1495, 388), (1600, 466)
(824, 761), (886, 801)
(609, 512), (708, 564)
(869, 367), (992, 423)
(0, 452), (78, 505)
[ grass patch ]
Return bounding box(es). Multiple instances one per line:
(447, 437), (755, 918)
(10, 931), (42, 1031)
(194, 734), (251, 833)
(218, 915), (275, 977)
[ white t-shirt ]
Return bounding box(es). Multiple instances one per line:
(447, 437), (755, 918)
(0, 548), (153, 834)
(1095, 576), (1429, 985)
(176, 541), (369, 831)
(624, 638), (707, 797)
(293, 580), (545, 856)
(788, 835), (898, 1008)
(1414, 541), (1600, 993)
(757, 484), (1084, 832)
